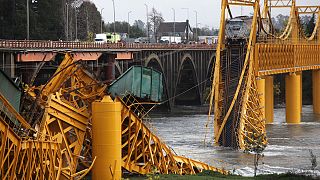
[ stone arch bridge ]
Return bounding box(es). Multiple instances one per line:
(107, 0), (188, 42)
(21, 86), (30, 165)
(0, 40), (216, 108)
(116, 50), (216, 108)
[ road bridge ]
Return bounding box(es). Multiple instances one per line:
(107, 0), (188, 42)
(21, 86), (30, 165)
(0, 40), (216, 108)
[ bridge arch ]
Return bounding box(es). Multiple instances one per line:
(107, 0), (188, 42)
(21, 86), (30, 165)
(144, 53), (164, 73)
(144, 53), (170, 108)
(205, 55), (216, 86)
(174, 54), (201, 105)
(114, 61), (122, 78)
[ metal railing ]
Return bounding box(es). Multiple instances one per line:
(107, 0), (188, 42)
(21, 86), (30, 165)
(0, 39), (216, 50)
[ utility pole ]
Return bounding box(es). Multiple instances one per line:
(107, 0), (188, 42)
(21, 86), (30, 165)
(75, 8), (78, 40)
(112, 0), (116, 36)
(128, 11), (132, 39)
(26, 0), (29, 40)
(172, 8), (175, 43)
(144, 4), (149, 43)
(182, 8), (189, 20)
(194, 10), (198, 42)
(66, 3), (69, 41)
(100, 8), (104, 33)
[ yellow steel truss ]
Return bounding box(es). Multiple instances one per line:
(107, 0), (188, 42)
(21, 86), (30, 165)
(211, 0), (267, 150)
(210, 0), (320, 150)
(116, 96), (227, 175)
(0, 53), (228, 179)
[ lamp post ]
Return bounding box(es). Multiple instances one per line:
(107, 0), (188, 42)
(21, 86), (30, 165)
(144, 4), (149, 43)
(66, 3), (69, 41)
(26, 0), (30, 40)
(100, 8), (104, 33)
(75, 8), (78, 40)
(194, 10), (198, 41)
(112, 0), (116, 35)
(181, 8), (189, 20)
(128, 11), (132, 39)
(171, 8), (175, 43)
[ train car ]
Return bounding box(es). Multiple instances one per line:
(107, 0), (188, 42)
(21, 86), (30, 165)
(225, 16), (269, 41)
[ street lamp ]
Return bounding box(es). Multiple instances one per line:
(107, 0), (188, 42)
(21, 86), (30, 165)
(171, 8), (175, 43)
(100, 8), (104, 33)
(128, 11), (132, 39)
(66, 3), (69, 41)
(75, 8), (78, 40)
(181, 8), (189, 20)
(26, 0), (30, 40)
(194, 10), (198, 41)
(144, 4), (149, 43)
(112, 0), (116, 35)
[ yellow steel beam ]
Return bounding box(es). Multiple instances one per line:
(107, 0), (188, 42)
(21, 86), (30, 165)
(115, 96), (228, 175)
(39, 92), (90, 175)
(256, 77), (266, 119)
(0, 91), (31, 130)
(267, 0), (293, 8)
(296, 6), (320, 14)
(255, 43), (320, 76)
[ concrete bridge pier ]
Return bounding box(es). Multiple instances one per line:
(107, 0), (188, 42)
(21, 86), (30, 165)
(0, 52), (15, 78)
(285, 72), (302, 124)
(313, 70), (320, 114)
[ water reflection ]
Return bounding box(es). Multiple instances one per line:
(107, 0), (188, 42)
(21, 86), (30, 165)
(150, 105), (320, 176)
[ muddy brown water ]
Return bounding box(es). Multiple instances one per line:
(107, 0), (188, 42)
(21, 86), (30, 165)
(149, 105), (320, 176)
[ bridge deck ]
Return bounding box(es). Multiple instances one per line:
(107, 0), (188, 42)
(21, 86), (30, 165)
(0, 40), (216, 52)
(256, 43), (320, 76)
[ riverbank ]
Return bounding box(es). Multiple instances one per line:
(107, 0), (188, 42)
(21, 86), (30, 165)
(127, 170), (316, 179)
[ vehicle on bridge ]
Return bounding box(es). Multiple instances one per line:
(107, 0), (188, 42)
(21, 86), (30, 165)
(95, 32), (121, 43)
(225, 16), (269, 41)
(160, 36), (182, 44)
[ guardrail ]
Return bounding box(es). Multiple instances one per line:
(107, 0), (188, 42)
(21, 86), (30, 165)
(0, 40), (216, 50)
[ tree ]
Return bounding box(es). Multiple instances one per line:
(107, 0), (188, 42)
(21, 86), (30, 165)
(271, 14), (289, 33)
(148, 7), (164, 41)
(104, 21), (146, 38)
(76, 1), (102, 41)
(305, 14), (315, 36)
(133, 20), (145, 31)
(0, 0), (102, 41)
(244, 133), (266, 177)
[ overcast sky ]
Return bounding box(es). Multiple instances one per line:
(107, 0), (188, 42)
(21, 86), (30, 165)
(92, 0), (318, 29)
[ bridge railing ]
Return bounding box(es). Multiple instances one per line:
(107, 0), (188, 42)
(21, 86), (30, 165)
(0, 39), (216, 50)
(255, 43), (320, 76)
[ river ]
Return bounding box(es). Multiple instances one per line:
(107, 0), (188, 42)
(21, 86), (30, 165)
(149, 105), (320, 176)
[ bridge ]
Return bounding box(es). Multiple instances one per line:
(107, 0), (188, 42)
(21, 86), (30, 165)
(0, 40), (216, 108)
(209, 0), (320, 150)
(1, 0), (320, 179)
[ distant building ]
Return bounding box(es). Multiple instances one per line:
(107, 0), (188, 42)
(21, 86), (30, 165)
(158, 20), (193, 42)
(198, 36), (219, 44)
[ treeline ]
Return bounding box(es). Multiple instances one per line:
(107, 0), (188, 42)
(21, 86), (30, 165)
(0, 0), (102, 41)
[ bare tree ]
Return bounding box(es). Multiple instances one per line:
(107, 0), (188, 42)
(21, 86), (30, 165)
(148, 7), (164, 42)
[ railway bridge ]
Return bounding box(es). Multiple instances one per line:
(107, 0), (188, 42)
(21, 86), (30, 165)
(0, 41), (216, 108)
(2, 0), (320, 179)
(210, 0), (320, 150)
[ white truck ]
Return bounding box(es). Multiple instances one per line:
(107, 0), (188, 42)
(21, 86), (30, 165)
(160, 36), (182, 44)
(95, 34), (107, 43)
(95, 33), (121, 43)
